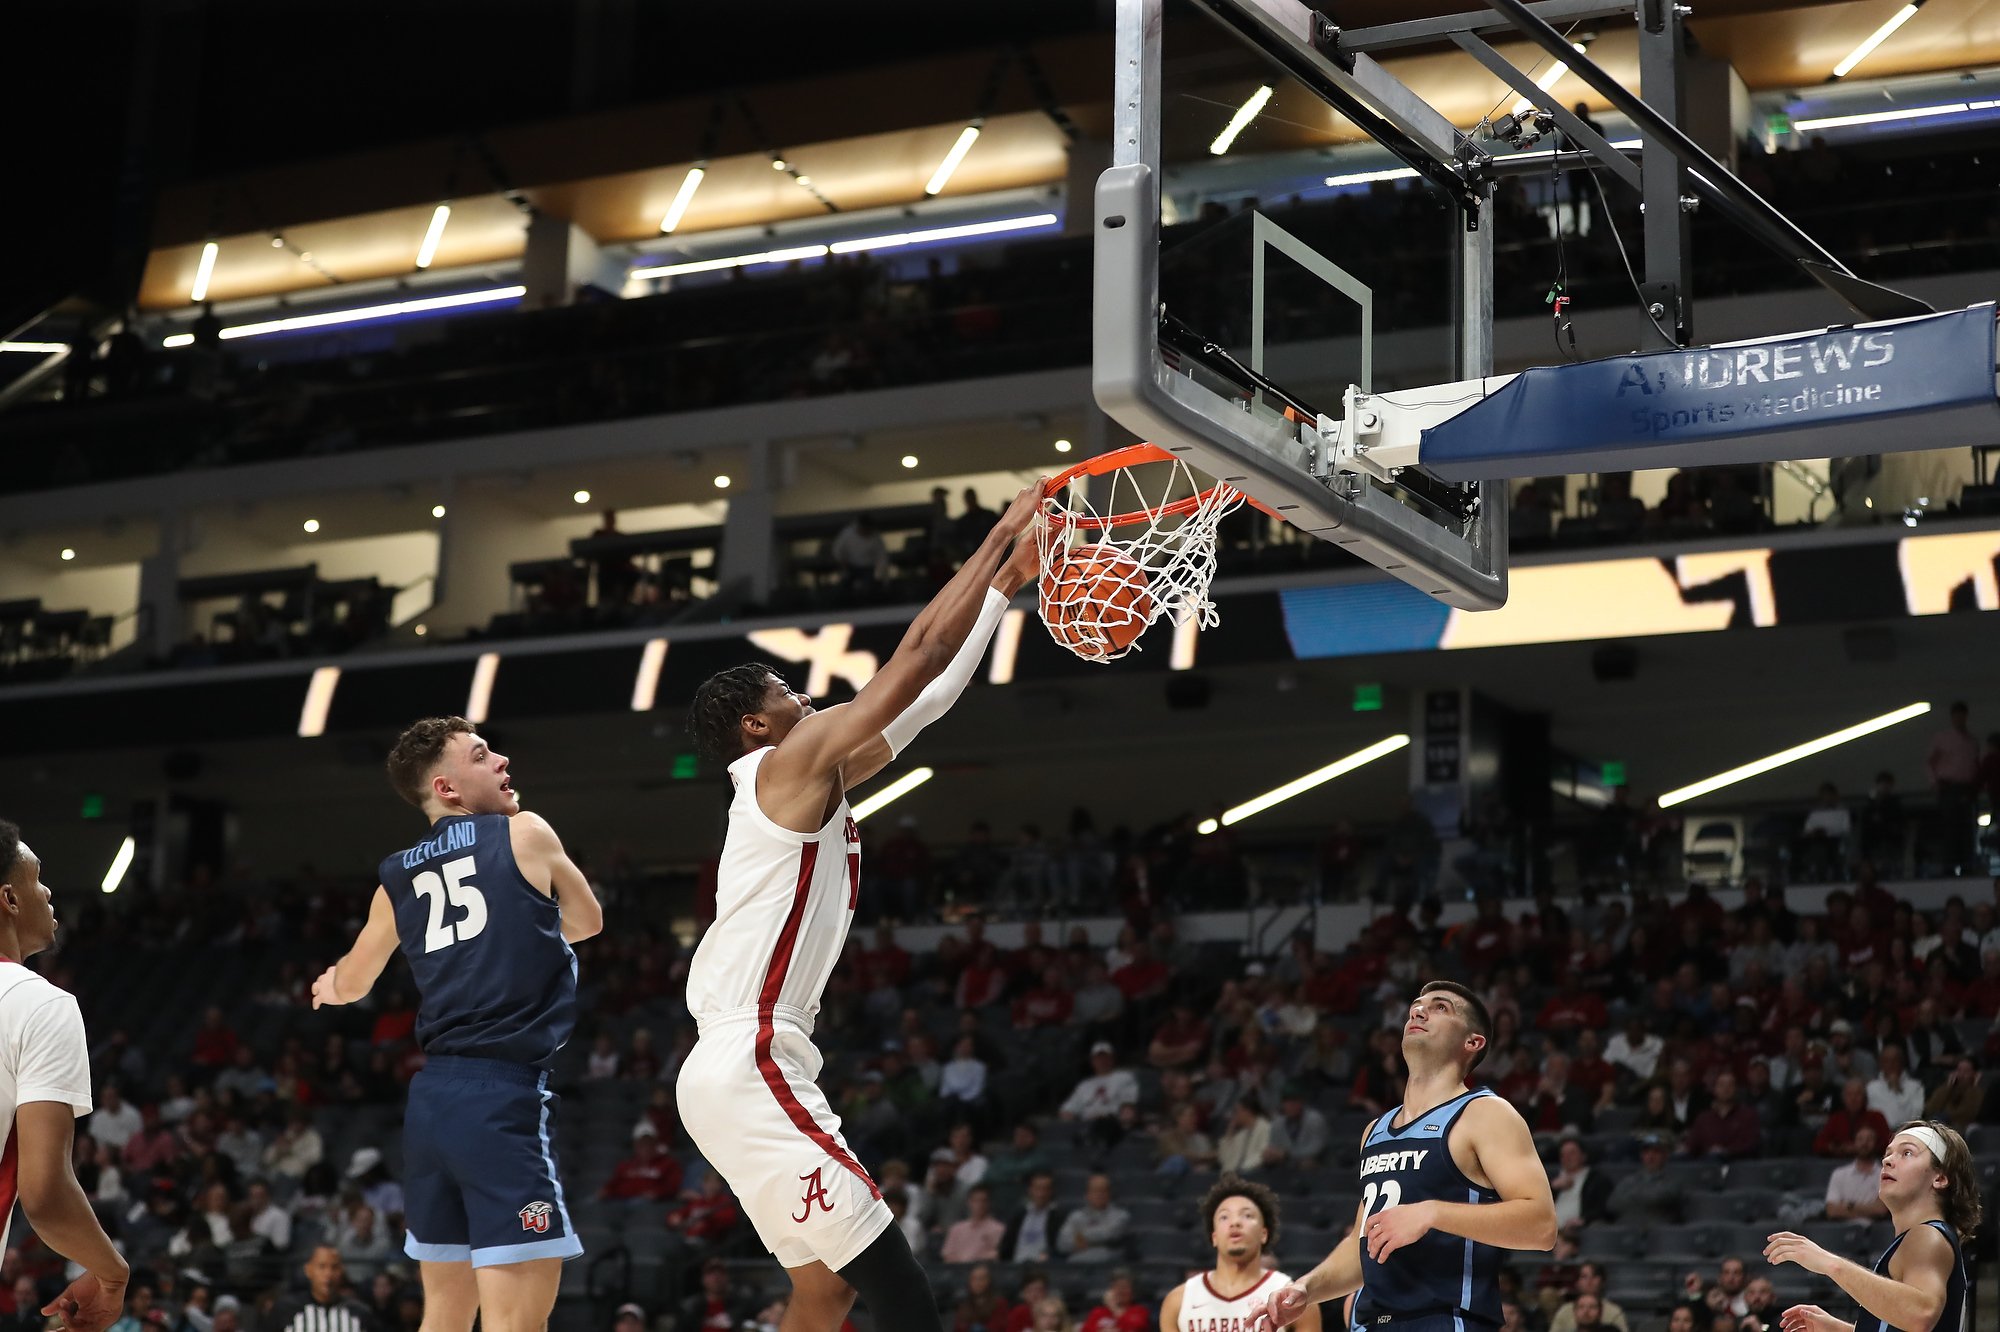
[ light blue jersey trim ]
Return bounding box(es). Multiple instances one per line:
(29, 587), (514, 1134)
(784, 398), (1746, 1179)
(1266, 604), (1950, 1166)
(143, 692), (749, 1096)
(536, 1072), (576, 1236)
(405, 1236), (472, 1263)
(1461, 1187), (1478, 1309)
(471, 1234), (585, 1267)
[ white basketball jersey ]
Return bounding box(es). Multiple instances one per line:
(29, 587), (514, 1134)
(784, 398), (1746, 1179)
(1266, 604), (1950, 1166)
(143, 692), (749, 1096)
(685, 746), (861, 1024)
(1176, 1269), (1289, 1332)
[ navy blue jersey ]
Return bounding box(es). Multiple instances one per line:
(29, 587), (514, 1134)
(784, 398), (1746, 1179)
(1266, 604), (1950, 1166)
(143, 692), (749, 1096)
(1354, 1088), (1501, 1331)
(379, 814), (577, 1069)
(1856, 1220), (1966, 1332)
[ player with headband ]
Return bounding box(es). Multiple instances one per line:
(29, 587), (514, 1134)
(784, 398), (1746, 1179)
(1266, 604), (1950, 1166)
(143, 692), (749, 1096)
(1765, 1120), (1977, 1332)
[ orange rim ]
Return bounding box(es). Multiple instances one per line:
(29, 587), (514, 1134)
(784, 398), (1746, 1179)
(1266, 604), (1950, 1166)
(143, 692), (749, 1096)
(1041, 443), (1280, 530)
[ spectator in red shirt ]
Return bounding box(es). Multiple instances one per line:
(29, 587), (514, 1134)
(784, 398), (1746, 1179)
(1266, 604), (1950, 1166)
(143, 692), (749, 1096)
(873, 818), (931, 924)
(1812, 1078), (1893, 1157)
(957, 944), (1008, 1010)
(1522, 1052), (1595, 1136)
(369, 991), (417, 1048)
(862, 921), (912, 988)
(679, 1259), (753, 1332)
(1963, 948), (2000, 1018)
(122, 1104), (182, 1173)
(951, 1262), (1013, 1332)
(1567, 1029), (1617, 1107)
(1012, 966), (1073, 1029)
(191, 1006), (240, 1068)
(1147, 1004), (1210, 1071)
(1535, 983), (1608, 1034)
(1682, 1071), (1761, 1158)
(1110, 941), (1169, 1005)
(1080, 1271), (1149, 1332)
(665, 1173), (740, 1245)
(599, 1123), (684, 1202)
(1458, 897), (1513, 973)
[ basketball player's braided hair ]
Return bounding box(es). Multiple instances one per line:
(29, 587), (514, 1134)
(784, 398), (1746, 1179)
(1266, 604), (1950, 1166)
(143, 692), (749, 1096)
(690, 662), (785, 763)
(1201, 1173), (1280, 1252)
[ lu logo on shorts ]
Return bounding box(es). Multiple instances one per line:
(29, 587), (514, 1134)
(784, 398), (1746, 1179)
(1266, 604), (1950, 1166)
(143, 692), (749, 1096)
(519, 1201), (555, 1233)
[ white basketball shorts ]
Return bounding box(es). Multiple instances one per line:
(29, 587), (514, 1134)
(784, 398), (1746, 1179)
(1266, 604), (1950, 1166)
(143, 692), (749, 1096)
(676, 1005), (893, 1270)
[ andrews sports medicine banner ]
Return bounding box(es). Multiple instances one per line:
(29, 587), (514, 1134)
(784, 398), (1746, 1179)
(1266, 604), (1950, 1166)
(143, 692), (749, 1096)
(1419, 304), (2000, 482)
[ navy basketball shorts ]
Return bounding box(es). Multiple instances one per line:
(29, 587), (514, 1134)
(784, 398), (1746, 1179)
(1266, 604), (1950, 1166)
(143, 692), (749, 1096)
(402, 1055), (584, 1267)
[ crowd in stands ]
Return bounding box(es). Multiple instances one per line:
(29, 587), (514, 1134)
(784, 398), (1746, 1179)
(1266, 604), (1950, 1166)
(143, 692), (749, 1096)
(23, 843), (2000, 1332)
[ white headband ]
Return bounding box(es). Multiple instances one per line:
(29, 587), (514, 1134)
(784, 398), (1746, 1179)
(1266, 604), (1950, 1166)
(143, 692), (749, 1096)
(1895, 1126), (1949, 1164)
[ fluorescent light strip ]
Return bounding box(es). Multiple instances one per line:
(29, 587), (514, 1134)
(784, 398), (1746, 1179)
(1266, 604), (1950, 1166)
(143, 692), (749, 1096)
(0, 341), (66, 354)
(1833, 2), (1920, 79)
(987, 609), (1026, 685)
(415, 204), (451, 270)
(661, 166), (706, 233)
(159, 286), (526, 347)
(828, 214), (1058, 255)
(1325, 140), (1639, 189)
(1792, 102), (1981, 132)
(297, 665), (342, 738)
(925, 125), (982, 196)
(102, 836), (135, 894)
(1211, 85), (1275, 156)
(466, 652), (501, 724)
(631, 244), (829, 281)
(191, 241), (218, 302)
(1199, 734), (1411, 832)
(1656, 701), (1931, 808)
(852, 766), (934, 821)
(631, 638), (670, 712)
(1512, 42), (1588, 116)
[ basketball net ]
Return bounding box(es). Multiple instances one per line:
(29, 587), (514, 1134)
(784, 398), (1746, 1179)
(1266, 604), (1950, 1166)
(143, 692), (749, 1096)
(1035, 446), (1247, 662)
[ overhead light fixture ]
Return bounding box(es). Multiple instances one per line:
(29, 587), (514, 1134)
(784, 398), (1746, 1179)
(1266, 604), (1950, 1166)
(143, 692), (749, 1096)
(1211, 85), (1275, 156)
(161, 286), (525, 345)
(713, 475), (731, 489)
(0, 341), (67, 354)
(466, 652), (501, 724)
(631, 244), (829, 281)
(102, 836), (136, 894)
(794, 174), (814, 187)
(901, 455), (919, 469)
(573, 489), (591, 504)
(926, 124), (982, 196)
(190, 241), (219, 302)
(1198, 734), (1411, 832)
(827, 214), (1059, 255)
(1054, 439), (1074, 454)
(60, 548), (75, 561)
(852, 766), (935, 821)
(432, 504), (447, 518)
(660, 166), (706, 233)
(298, 665), (341, 738)
(1793, 101), (1993, 131)
(1832, 2), (1922, 79)
(771, 158), (789, 171)
(1657, 701), (1931, 808)
(414, 624), (428, 636)
(415, 203), (451, 269)
(302, 518), (321, 533)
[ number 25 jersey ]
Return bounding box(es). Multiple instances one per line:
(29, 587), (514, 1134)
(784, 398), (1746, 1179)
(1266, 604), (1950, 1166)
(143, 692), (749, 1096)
(379, 813), (578, 1069)
(1354, 1087), (1501, 1329)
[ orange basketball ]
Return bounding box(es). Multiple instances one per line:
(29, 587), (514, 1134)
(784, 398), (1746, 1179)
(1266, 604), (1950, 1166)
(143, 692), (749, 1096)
(1042, 543), (1154, 660)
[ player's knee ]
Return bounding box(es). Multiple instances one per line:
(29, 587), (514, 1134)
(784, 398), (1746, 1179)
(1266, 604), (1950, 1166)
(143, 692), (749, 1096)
(835, 1225), (942, 1332)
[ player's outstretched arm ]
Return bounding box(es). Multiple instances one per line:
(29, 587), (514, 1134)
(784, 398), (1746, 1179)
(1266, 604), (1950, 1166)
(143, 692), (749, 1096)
(311, 886), (399, 1008)
(843, 529), (1042, 789)
(1370, 1096), (1555, 1260)
(1257, 1199), (1363, 1331)
(767, 481), (1044, 793)
(1766, 1227), (1951, 1332)
(511, 810), (604, 942)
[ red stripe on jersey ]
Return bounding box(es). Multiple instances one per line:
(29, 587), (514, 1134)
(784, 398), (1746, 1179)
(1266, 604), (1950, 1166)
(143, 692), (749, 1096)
(754, 840), (881, 1201)
(0, 1126), (19, 1239)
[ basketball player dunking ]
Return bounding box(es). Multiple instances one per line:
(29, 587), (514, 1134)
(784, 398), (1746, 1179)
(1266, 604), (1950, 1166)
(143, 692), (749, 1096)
(1256, 981), (1556, 1332)
(679, 480), (1044, 1332)
(1765, 1119), (1976, 1332)
(1162, 1176), (1320, 1332)
(313, 719), (604, 1332)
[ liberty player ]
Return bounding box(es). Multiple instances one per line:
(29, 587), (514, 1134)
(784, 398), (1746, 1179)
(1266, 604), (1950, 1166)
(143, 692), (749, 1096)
(1765, 1119), (1975, 1332)
(1162, 1175), (1320, 1332)
(1256, 982), (1556, 1332)
(679, 479), (1044, 1332)
(313, 718), (604, 1332)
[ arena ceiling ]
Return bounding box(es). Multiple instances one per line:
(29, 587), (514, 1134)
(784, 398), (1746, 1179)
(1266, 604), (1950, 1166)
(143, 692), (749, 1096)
(128, 0), (2000, 310)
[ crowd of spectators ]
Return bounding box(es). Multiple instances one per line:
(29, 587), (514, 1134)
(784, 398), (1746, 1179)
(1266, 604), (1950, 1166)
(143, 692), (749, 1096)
(30, 848), (2000, 1332)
